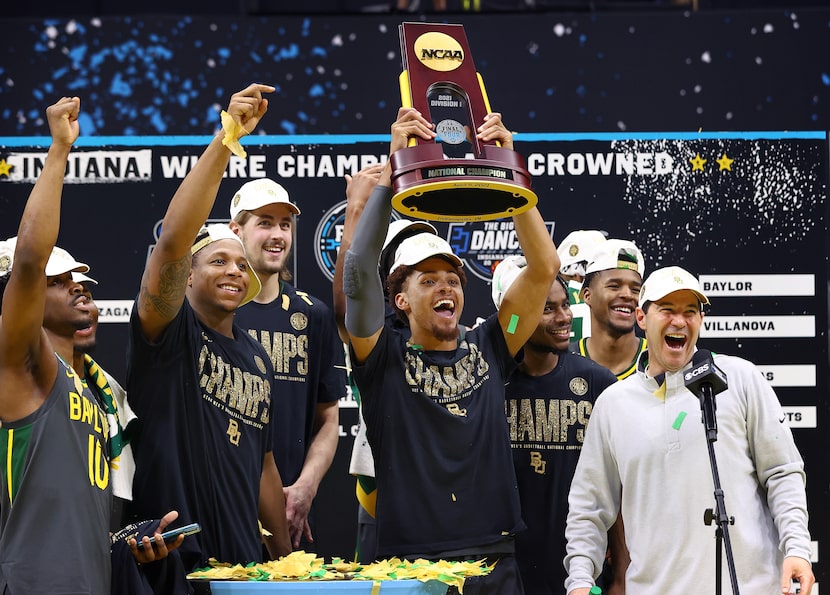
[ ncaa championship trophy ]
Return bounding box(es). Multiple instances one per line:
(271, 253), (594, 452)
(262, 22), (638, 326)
(391, 22), (537, 222)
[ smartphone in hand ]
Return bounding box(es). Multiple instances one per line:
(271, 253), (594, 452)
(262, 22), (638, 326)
(135, 522), (201, 550)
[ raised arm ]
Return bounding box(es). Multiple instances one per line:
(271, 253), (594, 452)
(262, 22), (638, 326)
(333, 163), (384, 344)
(0, 97), (80, 419)
(136, 84), (274, 342)
(344, 108), (434, 363)
(497, 207), (558, 355)
(483, 115), (559, 355)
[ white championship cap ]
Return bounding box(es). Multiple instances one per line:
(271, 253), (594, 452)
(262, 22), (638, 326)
(0, 237), (90, 278)
(557, 230), (607, 276)
(389, 232), (463, 275)
(585, 238), (645, 277)
(229, 178), (301, 219)
(72, 271), (98, 285)
(383, 219), (438, 251)
(638, 265), (709, 308)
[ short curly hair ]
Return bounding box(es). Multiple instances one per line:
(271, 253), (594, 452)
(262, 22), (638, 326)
(385, 261), (467, 325)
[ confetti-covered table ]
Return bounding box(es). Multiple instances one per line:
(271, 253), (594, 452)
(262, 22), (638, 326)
(187, 551), (487, 593)
(204, 580), (449, 594)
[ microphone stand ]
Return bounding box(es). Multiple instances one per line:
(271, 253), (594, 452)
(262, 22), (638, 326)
(699, 382), (740, 595)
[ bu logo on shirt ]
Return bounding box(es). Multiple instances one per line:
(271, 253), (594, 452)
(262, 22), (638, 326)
(530, 451), (546, 475)
(227, 419), (241, 446)
(446, 403), (467, 417)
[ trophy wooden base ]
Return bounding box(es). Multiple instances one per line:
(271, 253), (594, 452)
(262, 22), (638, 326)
(390, 143), (538, 222)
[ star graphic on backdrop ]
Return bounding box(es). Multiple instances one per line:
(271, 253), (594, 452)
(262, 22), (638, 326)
(0, 159), (12, 177)
(716, 153), (734, 171)
(689, 154), (707, 171)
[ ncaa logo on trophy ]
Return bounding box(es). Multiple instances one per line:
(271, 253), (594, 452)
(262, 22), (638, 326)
(391, 22), (537, 222)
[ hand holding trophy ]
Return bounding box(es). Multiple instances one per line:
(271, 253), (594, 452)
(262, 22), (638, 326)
(391, 22), (537, 222)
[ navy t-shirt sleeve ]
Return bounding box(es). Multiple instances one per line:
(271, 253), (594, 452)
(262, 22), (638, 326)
(127, 298), (191, 408)
(349, 325), (394, 444)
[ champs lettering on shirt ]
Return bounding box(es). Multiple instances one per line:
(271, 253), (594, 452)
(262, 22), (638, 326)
(506, 396), (592, 449)
(197, 339), (272, 434)
(247, 328), (309, 382)
(403, 340), (490, 405)
(242, 289), (314, 384)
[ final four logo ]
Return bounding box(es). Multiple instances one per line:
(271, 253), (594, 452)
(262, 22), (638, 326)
(314, 201), (405, 282)
(314, 202), (347, 282)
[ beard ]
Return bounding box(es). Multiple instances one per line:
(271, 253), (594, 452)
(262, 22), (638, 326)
(252, 244), (290, 276)
(253, 256), (285, 276)
(430, 320), (459, 343)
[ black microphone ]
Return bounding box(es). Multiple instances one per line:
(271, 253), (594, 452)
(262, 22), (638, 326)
(684, 349), (728, 441)
(684, 349), (728, 398)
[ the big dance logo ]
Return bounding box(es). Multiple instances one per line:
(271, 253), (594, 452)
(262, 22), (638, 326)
(447, 220), (555, 281)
